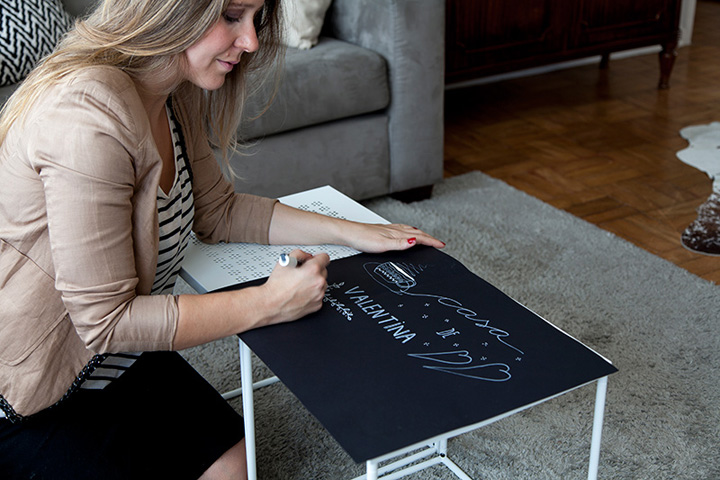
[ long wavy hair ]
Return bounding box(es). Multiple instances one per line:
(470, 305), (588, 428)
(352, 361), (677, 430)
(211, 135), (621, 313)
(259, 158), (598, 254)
(0, 0), (284, 167)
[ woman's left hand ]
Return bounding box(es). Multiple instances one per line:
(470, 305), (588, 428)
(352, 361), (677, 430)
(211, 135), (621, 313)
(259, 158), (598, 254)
(343, 222), (445, 253)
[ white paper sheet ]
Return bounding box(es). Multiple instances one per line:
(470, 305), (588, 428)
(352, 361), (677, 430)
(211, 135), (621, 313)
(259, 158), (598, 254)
(179, 186), (389, 293)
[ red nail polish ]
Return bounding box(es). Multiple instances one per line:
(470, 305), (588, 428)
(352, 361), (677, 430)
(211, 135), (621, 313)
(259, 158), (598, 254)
(408, 237), (417, 245)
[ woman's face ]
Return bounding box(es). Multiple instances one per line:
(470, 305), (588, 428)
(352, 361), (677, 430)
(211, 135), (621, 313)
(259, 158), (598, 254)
(182, 0), (264, 90)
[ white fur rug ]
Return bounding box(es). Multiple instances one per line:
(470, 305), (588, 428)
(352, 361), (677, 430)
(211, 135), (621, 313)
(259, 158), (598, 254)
(677, 121), (720, 182)
(676, 122), (720, 255)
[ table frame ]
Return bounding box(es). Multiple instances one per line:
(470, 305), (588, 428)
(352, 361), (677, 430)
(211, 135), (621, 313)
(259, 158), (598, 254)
(235, 338), (609, 480)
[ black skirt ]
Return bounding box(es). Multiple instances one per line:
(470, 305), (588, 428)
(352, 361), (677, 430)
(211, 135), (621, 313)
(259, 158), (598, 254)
(0, 351), (244, 480)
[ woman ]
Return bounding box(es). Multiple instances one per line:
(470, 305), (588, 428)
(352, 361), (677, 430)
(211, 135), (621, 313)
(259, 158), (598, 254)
(0, 0), (443, 478)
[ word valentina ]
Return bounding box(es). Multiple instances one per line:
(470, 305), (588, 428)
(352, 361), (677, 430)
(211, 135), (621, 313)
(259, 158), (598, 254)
(345, 285), (416, 344)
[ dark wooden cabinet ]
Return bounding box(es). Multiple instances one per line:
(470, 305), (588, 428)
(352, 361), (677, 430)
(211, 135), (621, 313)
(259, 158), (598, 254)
(446, 0), (683, 88)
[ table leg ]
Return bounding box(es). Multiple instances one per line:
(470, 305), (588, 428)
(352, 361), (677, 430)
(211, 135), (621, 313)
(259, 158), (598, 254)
(587, 376), (608, 480)
(437, 438), (447, 456)
(366, 459), (379, 480)
(240, 339), (257, 480)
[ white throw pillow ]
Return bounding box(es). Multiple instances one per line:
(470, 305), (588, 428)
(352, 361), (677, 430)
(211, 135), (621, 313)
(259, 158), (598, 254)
(283, 0), (333, 50)
(0, 0), (73, 86)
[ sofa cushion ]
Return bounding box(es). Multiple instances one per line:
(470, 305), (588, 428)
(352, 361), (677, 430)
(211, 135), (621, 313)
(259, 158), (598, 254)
(0, 0), (73, 87)
(241, 37), (389, 140)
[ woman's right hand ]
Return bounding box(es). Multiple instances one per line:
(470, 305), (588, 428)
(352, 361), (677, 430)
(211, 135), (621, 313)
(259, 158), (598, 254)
(174, 249), (330, 350)
(260, 249), (330, 326)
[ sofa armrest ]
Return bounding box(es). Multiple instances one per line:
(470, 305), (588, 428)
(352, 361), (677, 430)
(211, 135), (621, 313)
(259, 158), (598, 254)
(324, 0), (445, 194)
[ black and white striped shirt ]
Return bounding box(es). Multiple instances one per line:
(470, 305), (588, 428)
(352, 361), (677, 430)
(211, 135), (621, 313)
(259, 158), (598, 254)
(151, 104), (195, 295)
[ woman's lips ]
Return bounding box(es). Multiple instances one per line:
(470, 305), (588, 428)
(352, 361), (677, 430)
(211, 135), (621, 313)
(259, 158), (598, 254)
(218, 59), (237, 71)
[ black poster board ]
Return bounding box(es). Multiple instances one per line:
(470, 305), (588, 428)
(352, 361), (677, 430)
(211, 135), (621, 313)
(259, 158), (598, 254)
(228, 247), (617, 462)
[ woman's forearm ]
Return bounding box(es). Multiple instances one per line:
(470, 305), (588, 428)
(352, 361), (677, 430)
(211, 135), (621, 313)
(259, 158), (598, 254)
(268, 203), (348, 246)
(173, 286), (274, 350)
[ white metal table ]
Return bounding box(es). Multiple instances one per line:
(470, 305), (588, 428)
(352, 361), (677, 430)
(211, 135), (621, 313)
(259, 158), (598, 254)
(180, 186), (613, 480)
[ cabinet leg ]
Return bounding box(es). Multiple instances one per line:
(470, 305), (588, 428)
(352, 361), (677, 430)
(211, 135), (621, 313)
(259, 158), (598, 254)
(599, 53), (610, 70)
(658, 41), (678, 89)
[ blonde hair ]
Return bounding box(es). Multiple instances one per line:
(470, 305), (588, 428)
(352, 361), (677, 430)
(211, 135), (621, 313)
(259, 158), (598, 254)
(0, 0), (284, 167)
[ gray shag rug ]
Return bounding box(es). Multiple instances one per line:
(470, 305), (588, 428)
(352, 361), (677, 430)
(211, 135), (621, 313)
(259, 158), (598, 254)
(177, 171), (720, 480)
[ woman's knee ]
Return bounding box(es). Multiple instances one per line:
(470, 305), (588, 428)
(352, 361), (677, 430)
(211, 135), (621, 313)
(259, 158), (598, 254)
(199, 438), (247, 480)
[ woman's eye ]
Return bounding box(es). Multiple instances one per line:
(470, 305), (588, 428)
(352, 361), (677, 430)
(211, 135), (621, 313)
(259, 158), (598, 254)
(223, 8), (245, 23)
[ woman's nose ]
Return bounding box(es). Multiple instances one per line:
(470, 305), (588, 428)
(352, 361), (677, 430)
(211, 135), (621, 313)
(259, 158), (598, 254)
(235, 25), (259, 53)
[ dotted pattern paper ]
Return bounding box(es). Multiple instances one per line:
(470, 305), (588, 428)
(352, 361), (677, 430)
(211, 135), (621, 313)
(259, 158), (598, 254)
(180, 186), (389, 293)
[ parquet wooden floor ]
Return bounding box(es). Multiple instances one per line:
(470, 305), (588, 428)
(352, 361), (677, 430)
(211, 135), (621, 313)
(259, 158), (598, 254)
(444, 0), (720, 284)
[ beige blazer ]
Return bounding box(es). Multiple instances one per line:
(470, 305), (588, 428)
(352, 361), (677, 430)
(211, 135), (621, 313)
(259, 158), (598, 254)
(0, 66), (277, 418)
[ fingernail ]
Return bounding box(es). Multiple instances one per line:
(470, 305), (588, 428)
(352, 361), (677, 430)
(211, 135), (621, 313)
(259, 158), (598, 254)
(408, 238), (417, 245)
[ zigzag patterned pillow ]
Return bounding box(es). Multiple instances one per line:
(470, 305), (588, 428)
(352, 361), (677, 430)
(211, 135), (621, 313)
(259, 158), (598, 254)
(0, 0), (73, 87)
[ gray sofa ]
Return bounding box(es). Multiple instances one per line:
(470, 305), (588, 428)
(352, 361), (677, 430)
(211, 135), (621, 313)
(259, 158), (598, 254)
(1, 0), (445, 201)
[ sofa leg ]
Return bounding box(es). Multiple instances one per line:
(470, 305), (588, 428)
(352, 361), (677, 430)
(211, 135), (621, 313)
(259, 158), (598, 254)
(390, 185), (434, 203)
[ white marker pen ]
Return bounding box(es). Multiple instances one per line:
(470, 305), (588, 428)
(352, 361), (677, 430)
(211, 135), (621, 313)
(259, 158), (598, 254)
(278, 253), (300, 268)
